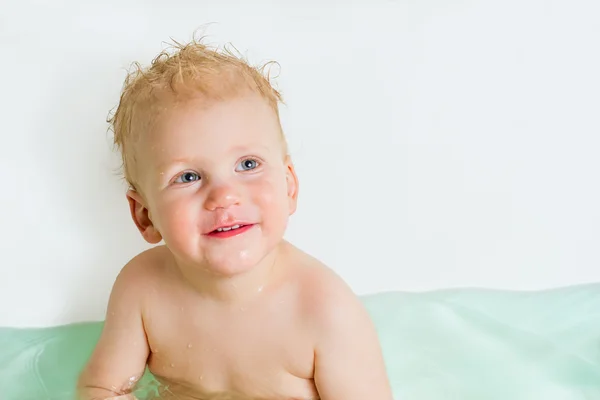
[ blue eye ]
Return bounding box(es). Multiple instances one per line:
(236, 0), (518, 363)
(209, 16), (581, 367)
(175, 171), (200, 183)
(236, 158), (259, 171)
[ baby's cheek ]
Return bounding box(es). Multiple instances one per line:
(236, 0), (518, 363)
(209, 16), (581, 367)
(252, 178), (291, 225)
(157, 199), (198, 238)
(252, 178), (285, 208)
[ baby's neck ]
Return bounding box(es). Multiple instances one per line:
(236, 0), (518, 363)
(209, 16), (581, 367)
(172, 242), (288, 305)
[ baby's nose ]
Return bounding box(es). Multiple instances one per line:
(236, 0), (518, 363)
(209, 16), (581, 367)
(204, 184), (241, 210)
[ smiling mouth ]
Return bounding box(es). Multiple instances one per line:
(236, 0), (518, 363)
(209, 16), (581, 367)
(214, 224), (245, 233)
(206, 224), (255, 238)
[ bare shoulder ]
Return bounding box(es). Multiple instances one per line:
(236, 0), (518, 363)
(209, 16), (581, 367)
(114, 245), (169, 288)
(96, 248), (163, 329)
(106, 245), (173, 314)
(284, 244), (368, 329)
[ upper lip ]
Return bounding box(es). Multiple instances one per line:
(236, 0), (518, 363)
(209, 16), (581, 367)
(204, 222), (253, 234)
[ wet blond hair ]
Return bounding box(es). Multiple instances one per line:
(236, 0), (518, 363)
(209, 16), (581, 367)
(107, 35), (285, 190)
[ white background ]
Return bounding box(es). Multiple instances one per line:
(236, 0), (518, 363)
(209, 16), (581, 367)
(1, 0), (599, 327)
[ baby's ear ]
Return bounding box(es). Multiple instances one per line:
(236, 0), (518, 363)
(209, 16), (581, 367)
(126, 189), (162, 244)
(284, 156), (299, 215)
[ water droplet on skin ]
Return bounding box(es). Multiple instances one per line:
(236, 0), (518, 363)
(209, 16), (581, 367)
(180, 307), (184, 312)
(258, 286), (264, 292)
(124, 375), (138, 389)
(187, 343), (193, 349)
(199, 375), (204, 380)
(240, 307), (246, 312)
(170, 363), (175, 368)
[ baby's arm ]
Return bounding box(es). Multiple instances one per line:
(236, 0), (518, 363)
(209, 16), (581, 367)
(311, 270), (394, 400)
(77, 260), (150, 399)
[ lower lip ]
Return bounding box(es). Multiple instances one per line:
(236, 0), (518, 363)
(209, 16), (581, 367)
(206, 224), (255, 239)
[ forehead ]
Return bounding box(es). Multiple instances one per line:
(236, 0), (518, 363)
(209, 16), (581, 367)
(138, 94), (282, 163)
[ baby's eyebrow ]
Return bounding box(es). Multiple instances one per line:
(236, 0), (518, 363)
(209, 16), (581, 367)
(227, 144), (271, 153)
(155, 158), (194, 172)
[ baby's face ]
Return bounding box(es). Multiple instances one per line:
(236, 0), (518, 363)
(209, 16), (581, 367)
(131, 94), (298, 275)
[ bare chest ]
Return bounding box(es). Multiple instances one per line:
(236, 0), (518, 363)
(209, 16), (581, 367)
(144, 300), (317, 399)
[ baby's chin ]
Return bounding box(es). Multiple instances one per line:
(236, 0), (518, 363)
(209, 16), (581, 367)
(201, 248), (272, 276)
(166, 230), (283, 276)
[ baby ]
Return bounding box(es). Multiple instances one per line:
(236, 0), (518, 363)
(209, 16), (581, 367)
(76, 36), (393, 400)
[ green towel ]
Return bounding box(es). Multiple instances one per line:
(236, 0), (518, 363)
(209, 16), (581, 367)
(1, 283), (600, 399)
